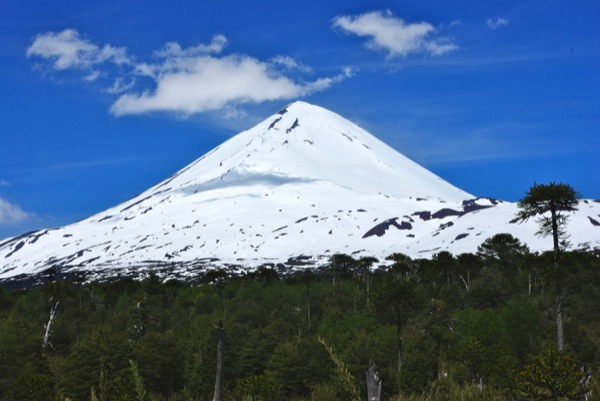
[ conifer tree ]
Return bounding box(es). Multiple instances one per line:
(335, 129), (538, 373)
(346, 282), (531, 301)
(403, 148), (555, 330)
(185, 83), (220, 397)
(516, 182), (580, 352)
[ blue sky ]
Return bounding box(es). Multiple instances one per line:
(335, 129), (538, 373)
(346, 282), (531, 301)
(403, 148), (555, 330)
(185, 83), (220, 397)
(1, 0), (599, 239)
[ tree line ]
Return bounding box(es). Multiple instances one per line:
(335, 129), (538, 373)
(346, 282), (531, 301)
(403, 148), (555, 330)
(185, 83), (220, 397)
(0, 238), (598, 400)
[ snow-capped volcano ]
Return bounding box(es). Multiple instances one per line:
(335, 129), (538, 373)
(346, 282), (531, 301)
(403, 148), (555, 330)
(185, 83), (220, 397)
(136, 101), (470, 201)
(1, 102), (598, 283)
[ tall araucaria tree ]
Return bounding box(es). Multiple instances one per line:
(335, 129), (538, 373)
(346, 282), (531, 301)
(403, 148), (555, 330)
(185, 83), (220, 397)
(372, 258), (423, 372)
(515, 182), (580, 352)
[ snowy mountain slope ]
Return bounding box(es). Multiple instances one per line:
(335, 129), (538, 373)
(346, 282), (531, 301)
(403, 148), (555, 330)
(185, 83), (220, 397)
(1, 102), (599, 283)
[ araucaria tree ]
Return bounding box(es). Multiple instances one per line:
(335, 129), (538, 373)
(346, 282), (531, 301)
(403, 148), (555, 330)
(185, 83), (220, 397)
(372, 260), (423, 373)
(516, 182), (580, 352)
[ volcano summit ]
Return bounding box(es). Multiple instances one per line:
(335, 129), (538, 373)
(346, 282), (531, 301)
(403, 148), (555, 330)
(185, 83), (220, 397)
(1, 102), (598, 284)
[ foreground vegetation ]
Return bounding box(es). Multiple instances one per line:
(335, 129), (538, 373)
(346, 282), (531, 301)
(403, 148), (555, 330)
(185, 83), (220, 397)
(0, 234), (598, 400)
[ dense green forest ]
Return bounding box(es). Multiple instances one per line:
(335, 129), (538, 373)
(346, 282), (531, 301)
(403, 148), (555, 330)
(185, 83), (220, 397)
(0, 234), (599, 401)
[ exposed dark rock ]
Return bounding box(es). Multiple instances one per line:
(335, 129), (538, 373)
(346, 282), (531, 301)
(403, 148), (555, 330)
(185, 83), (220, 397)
(341, 132), (353, 142)
(461, 197), (498, 213)
(120, 195), (152, 212)
(438, 222), (454, 230)
(5, 241), (25, 258)
(268, 117), (282, 130)
(286, 118), (299, 133)
(0, 230), (38, 248)
(432, 208), (462, 219)
(413, 198), (497, 222)
(362, 218), (413, 238)
(286, 255), (312, 266)
(413, 211), (431, 221)
(588, 216), (600, 226)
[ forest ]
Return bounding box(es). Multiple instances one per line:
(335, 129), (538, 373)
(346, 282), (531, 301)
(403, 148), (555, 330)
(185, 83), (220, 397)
(0, 232), (598, 401)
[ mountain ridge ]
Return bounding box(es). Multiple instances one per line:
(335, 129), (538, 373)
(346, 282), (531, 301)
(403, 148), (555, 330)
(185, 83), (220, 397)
(1, 101), (598, 284)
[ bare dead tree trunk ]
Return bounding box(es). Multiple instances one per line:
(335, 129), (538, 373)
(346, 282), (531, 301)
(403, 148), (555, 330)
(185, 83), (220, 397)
(212, 321), (224, 401)
(581, 367), (592, 400)
(366, 359), (382, 401)
(42, 301), (59, 353)
(458, 275), (469, 292)
(366, 270), (370, 306)
(306, 280), (311, 329)
(396, 311), (402, 373)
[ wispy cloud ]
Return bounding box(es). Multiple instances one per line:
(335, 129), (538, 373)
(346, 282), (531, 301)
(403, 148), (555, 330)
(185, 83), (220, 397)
(0, 180), (9, 187)
(332, 10), (458, 58)
(268, 55), (313, 73)
(153, 34), (227, 58)
(26, 29), (132, 81)
(0, 197), (35, 225)
(105, 77), (135, 94)
(26, 30), (352, 117)
(486, 17), (509, 30)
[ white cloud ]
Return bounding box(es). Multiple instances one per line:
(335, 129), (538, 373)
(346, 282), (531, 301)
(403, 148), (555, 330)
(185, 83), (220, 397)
(111, 53), (351, 116)
(0, 198), (34, 225)
(0, 180), (9, 187)
(27, 30), (351, 117)
(332, 10), (457, 58)
(487, 17), (509, 29)
(26, 29), (132, 80)
(153, 34), (228, 58)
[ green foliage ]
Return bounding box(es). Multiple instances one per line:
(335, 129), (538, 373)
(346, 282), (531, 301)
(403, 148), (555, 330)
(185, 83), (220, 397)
(398, 331), (438, 394)
(318, 337), (360, 401)
(135, 330), (184, 398)
(371, 275), (423, 325)
(129, 359), (147, 401)
(233, 375), (284, 401)
(469, 267), (512, 308)
(516, 182), (580, 239)
(512, 348), (588, 400)
(502, 298), (545, 362)
(266, 337), (333, 397)
(0, 246), (597, 400)
(478, 233), (530, 263)
(10, 373), (54, 401)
